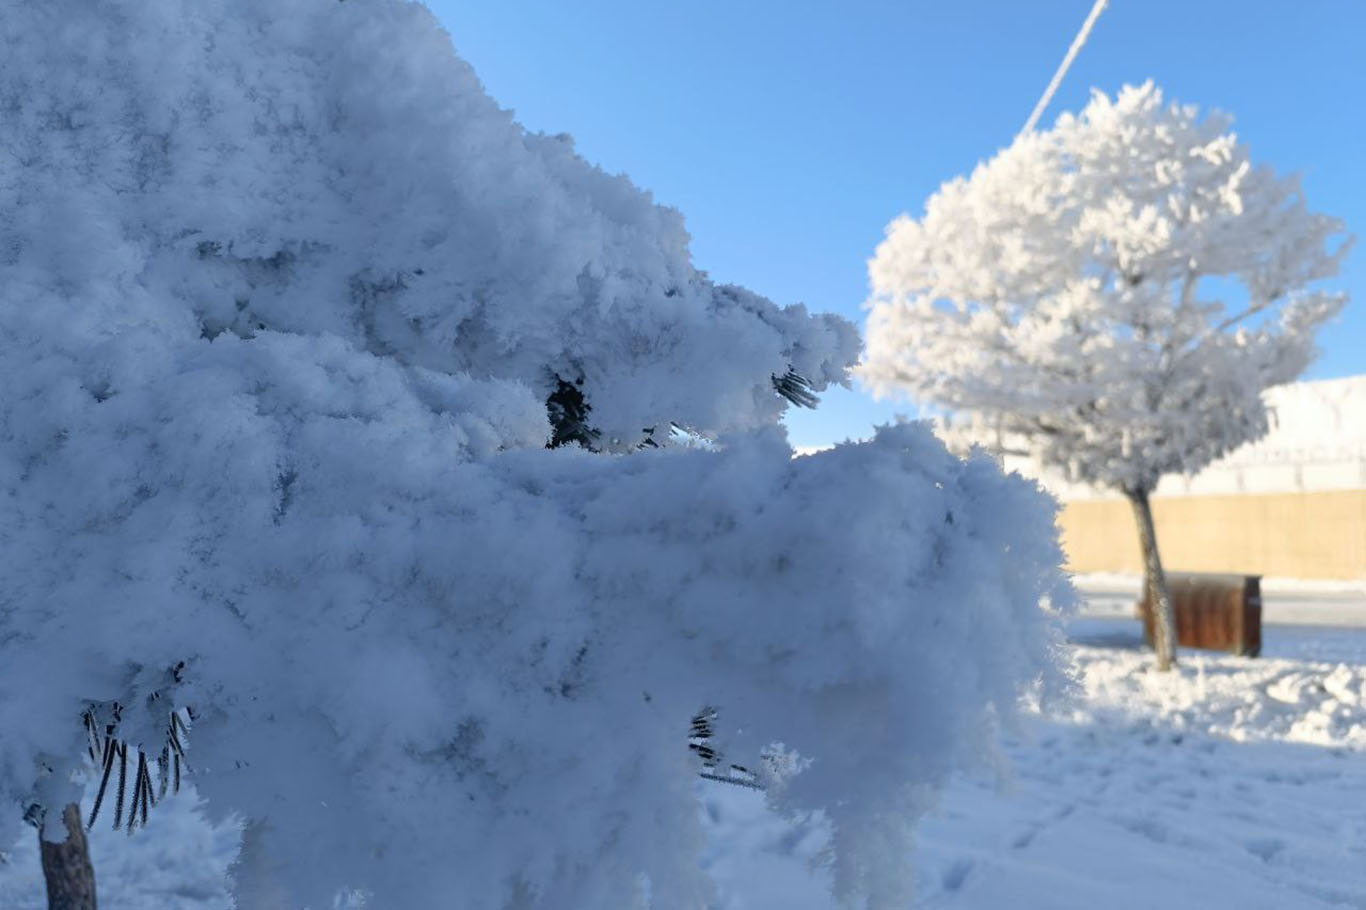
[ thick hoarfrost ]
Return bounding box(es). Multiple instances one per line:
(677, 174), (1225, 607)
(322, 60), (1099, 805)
(862, 83), (1351, 495)
(0, 1), (1068, 907)
(1, 0), (855, 447)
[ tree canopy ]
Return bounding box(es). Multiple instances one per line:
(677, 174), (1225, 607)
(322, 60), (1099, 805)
(862, 83), (1350, 496)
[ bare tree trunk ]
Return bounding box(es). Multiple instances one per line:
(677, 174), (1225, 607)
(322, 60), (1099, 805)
(1126, 487), (1176, 671)
(39, 803), (96, 910)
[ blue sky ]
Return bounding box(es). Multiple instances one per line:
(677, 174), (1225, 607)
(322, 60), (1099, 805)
(426, 1), (1364, 449)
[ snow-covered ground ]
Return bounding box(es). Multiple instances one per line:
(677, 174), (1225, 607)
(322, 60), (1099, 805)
(705, 618), (1366, 909)
(4, 613), (1365, 909)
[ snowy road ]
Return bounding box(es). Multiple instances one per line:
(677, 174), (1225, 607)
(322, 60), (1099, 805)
(1076, 579), (1366, 630)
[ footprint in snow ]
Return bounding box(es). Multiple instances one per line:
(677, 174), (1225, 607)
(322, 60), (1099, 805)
(1245, 837), (1285, 863)
(940, 857), (975, 892)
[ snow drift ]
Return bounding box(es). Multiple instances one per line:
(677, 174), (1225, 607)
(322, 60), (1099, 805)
(0, 1), (1069, 907)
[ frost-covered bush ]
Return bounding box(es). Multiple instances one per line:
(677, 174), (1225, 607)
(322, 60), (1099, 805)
(0, 1), (1069, 907)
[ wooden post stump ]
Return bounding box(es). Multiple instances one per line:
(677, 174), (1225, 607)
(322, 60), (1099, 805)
(39, 802), (96, 910)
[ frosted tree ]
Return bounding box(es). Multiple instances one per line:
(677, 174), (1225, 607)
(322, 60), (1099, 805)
(862, 83), (1350, 671)
(0, 1), (1070, 908)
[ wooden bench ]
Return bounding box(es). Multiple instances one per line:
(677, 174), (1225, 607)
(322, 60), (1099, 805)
(1138, 572), (1262, 657)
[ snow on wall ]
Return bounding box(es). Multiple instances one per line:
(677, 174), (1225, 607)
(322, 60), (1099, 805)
(1011, 375), (1366, 500)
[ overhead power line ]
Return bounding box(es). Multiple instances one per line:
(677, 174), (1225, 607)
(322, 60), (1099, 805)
(1020, 0), (1110, 136)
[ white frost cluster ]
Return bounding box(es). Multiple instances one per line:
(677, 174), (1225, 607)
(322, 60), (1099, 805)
(0, 1), (1068, 907)
(862, 83), (1351, 494)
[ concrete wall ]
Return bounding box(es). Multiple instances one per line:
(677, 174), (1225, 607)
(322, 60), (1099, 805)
(991, 375), (1366, 580)
(1059, 489), (1366, 579)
